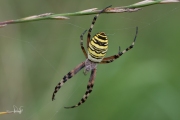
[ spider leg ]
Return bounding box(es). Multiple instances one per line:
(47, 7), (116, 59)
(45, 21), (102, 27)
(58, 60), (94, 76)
(64, 68), (96, 109)
(52, 62), (85, 101)
(80, 30), (88, 58)
(87, 5), (112, 48)
(100, 27), (138, 64)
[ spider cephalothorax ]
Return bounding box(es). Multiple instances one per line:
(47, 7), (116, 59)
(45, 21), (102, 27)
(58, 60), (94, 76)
(84, 59), (97, 75)
(52, 5), (138, 108)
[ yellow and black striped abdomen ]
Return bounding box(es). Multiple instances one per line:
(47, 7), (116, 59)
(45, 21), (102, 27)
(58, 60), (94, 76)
(88, 32), (108, 62)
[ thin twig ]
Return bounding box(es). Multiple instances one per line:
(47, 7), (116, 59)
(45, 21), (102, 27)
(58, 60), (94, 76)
(0, 0), (179, 27)
(0, 105), (23, 115)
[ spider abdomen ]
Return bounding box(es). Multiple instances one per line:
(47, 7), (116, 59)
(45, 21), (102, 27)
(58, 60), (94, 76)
(88, 32), (108, 62)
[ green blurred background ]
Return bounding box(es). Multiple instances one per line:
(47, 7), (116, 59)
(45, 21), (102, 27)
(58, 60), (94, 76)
(0, 0), (180, 120)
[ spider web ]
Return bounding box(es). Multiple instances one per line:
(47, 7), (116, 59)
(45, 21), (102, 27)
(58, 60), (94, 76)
(0, 2), (180, 120)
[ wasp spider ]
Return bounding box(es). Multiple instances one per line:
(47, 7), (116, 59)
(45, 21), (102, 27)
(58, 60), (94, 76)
(52, 5), (138, 109)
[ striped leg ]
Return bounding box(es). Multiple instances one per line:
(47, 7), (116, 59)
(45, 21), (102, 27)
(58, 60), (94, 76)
(80, 30), (88, 58)
(100, 27), (138, 64)
(64, 69), (96, 109)
(87, 5), (112, 48)
(52, 62), (85, 101)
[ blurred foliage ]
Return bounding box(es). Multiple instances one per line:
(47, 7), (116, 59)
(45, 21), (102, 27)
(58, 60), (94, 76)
(0, 0), (180, 120)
